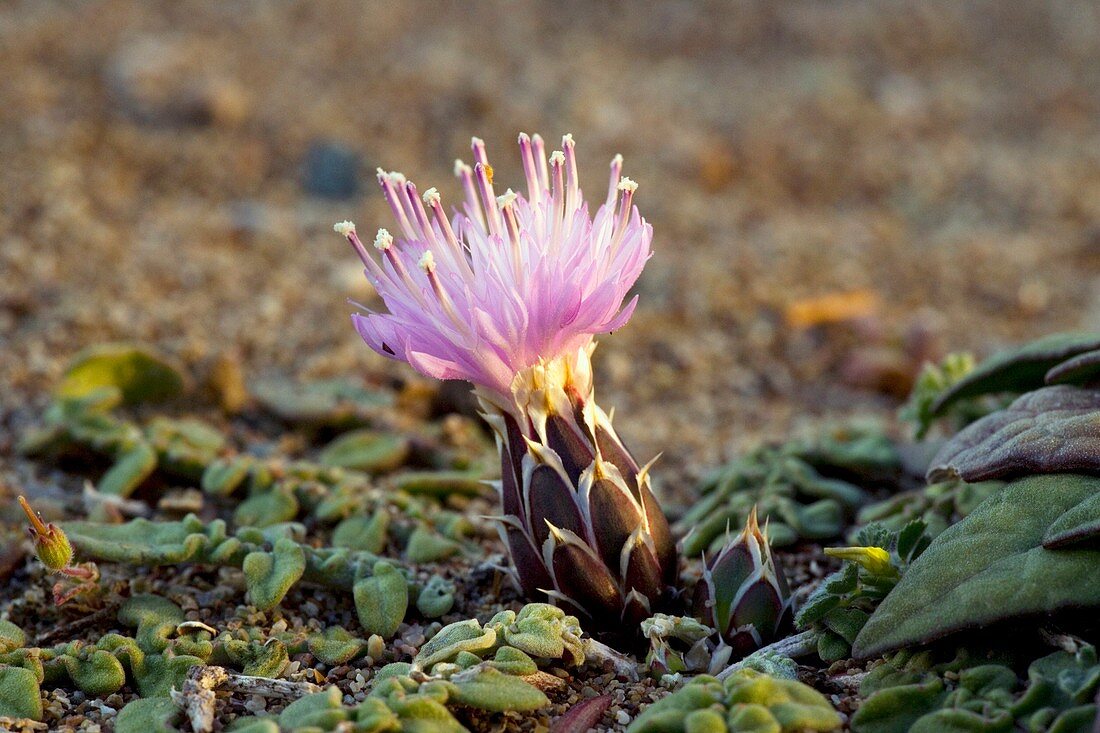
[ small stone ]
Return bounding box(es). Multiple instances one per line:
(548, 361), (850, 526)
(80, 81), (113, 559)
(302, 141), (361, 199)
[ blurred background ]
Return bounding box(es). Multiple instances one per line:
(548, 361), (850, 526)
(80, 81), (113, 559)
(2, 0), (1099, 484)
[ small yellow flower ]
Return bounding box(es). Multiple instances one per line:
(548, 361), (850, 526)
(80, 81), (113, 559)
(824, 546), (898, 578)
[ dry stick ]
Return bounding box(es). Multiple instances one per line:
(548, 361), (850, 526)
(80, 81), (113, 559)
(0, 718), (48, 732)
(582, 638), (640, 681)
(172, 665), (323, 733)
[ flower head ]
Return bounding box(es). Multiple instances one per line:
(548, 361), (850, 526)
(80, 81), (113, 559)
(18, 495), (73, 571)
(337, 134), (652, 401)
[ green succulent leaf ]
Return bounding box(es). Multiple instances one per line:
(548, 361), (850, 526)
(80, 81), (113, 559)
(234, 488), (300, 528)
(854, 474), (1100, 658)
(118, 594), (185, 653)
(403, 524), (461, 563)
(242, 538), (306, 611)
(251, 378), (391, 428)
(0, 664), (44, 721)
(133, 652), (204, 697)
(415, 575), (455, 618)
(98, 442), (158, 497)
(628, 670), (841, 733)
(1045, 348), (1100, 386)
(307, 627), (366, 666)
(448, 667), (549, 711)
(0, 622), (26, 655)
(202, 456), (254, 496)
(56, 343), (187, 405)
(849, 679), (948, 733)
(928, 386), (1100, 483)
(115, 697), (182, 733)
(277, 686), (348, 729)
(319, 430), (411, 473)
(392, 470), (489, 498)
(930, 332), (1100, 416)
(61, 648), (128, 696)
(353, 561), (409, 639)
(332, 512), (390, 553)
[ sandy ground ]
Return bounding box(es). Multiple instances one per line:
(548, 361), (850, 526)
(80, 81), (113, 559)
(3, 1), (1100, 487)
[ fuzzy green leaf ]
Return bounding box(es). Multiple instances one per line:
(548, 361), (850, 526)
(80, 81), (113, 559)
(1046, 348), (1100, 386)
(929, 386), (1100, 482)
(99, 442), (158, 497)
(0, 664), (43, 721)
(930, 332), (1100, 416)
(242, 538), (305, 611)
(854, 474), (1100, 658)
(234, 488), (300, 528)
(56, 343), (186, 405)
(448, 667), (548, 711)
(332, 512), (390, 553)
(353, 561), (408, 639)
(115, 697), (182, 733)
(319, 430), (410, 473)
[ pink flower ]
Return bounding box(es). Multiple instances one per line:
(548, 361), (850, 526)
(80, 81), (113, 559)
(336, 133), (652, 400)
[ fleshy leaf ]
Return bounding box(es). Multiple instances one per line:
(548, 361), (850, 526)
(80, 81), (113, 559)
(0, 664), (43, 721)
(930, 332), (1100, 415)
(928, 386), (1100, 482)
(115, 697), (182, 733)
(353, 561), (408, 639)
(854, 474), (1100, 658)
(318, 430), (410, 473)
(448, 667), (549, 711)
(56, 343), (187, 405)
(242, 538), (306, 610)
(1046, 348), (1100, 386)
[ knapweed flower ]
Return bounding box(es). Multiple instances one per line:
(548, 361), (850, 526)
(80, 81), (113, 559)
(692, 508), (792, 659)
(336, 134), (676, 630)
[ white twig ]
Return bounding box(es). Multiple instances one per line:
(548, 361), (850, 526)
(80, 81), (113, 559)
(583, 638), (640, 681)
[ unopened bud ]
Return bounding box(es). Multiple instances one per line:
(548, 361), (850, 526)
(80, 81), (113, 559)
(824, 546), (897, 577)
(18, 496), (73, 571)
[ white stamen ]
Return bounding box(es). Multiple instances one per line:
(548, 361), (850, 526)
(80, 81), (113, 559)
(373, 228), (394, 251)
(617, 176), (638, 192)
(418, 250), (436, 273)
(612, 153), (623, 165)
(549, 150), (566, 166)
(496, 189), (518, 209)
(422, 187), (441, 206)
(454, 159), (470, 176)
(333, 220), (356, 236)
(562, 133), (575, 147)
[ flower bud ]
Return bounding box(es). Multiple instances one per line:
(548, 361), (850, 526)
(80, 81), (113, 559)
(823, 546), (898, 578)
(692, 507), (792, 659)
(18, 496), (73, 571)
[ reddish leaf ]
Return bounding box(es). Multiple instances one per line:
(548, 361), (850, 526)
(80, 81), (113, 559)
(551, 695), (613, 733)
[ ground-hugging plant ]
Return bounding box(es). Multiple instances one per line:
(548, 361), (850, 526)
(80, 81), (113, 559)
(627, 668), (842, 733)
(855, 478), (1003, 539)
(850, 645), (1100, 733)
(795, 520), (932, 664)
(3, 595), (600, 729)
(115, 603), (600, 733)
(854, 474), (1100, 658)
(678, 426), (897, 554)
(20, 375), (488, 563)
(59, 514), (452, 637)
